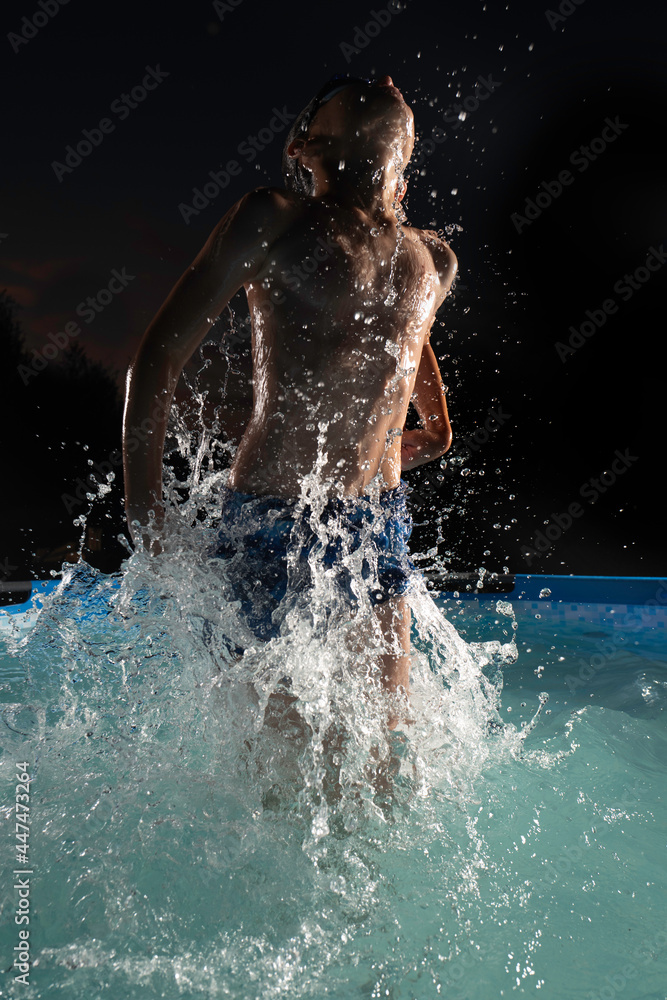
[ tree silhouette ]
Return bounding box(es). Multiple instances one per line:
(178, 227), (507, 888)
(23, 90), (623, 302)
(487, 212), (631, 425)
(0, 290), (25, 368)
(0, 290), (126, 580)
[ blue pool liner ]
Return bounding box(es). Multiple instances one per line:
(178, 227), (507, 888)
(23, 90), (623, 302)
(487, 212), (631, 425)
(1, 574), (666, 614)
(440, 574), (667, 605)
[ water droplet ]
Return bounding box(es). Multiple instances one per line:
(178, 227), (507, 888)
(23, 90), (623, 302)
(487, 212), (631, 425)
(539, 588), (552, 599)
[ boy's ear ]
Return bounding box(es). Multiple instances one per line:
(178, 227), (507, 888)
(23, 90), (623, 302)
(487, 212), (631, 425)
(287, 138), (306, 159)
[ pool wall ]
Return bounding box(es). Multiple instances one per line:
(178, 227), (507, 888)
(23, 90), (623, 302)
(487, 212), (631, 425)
(1, 574), (665, 615)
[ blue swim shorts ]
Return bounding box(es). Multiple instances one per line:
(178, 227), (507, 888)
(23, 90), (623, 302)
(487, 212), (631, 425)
(211, 482), (416, 643)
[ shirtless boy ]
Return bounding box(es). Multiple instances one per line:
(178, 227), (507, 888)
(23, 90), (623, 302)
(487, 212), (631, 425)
(123, 75), (457, 719)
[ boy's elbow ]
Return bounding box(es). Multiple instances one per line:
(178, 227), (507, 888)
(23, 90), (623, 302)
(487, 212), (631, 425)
(439, 430), (452, 456)
(427, 425), (451, 459)
(438, 421), (452, 455)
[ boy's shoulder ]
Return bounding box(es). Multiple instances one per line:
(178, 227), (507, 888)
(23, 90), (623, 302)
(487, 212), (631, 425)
(413, 226), (457, 265)
(219, 186), (306, 247)
(405, 225), (458, 292)
(238, 185), (306, 215)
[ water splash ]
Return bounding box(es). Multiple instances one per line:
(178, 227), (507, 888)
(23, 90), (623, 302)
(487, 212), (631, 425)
(0, 406), (557, 1000)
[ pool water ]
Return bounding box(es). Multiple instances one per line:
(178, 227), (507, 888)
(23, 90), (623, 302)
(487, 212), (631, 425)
(1, 546), (665, 1000)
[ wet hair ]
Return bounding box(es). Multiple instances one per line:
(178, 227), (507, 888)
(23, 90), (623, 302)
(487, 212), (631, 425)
(282, 76), (373, 196)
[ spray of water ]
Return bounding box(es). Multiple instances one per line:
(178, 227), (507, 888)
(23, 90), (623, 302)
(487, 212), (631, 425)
(1, 399), (539, 994)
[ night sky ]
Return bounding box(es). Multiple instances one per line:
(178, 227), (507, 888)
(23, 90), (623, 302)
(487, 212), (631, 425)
(3, 0), (666, 579)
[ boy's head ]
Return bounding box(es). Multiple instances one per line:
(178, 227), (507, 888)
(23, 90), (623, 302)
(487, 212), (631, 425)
(282, 75), (414, 196)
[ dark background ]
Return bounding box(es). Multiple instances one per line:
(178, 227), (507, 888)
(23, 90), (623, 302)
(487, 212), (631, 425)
(1, 0), (665, 584)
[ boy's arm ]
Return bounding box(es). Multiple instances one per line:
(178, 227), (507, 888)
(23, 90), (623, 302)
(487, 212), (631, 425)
(401, 342), (452, 470)
(401, 236), (457, 471)
(123, 187), (288, 549)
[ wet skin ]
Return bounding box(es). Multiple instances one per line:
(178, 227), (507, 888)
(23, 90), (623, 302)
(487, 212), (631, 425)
(123, 76), (458, 723)
(231, 193), (449, 496)
(232, 80), (457, 495)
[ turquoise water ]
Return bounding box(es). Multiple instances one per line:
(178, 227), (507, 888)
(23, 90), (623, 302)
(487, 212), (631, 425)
(1, 550), (665, 999)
